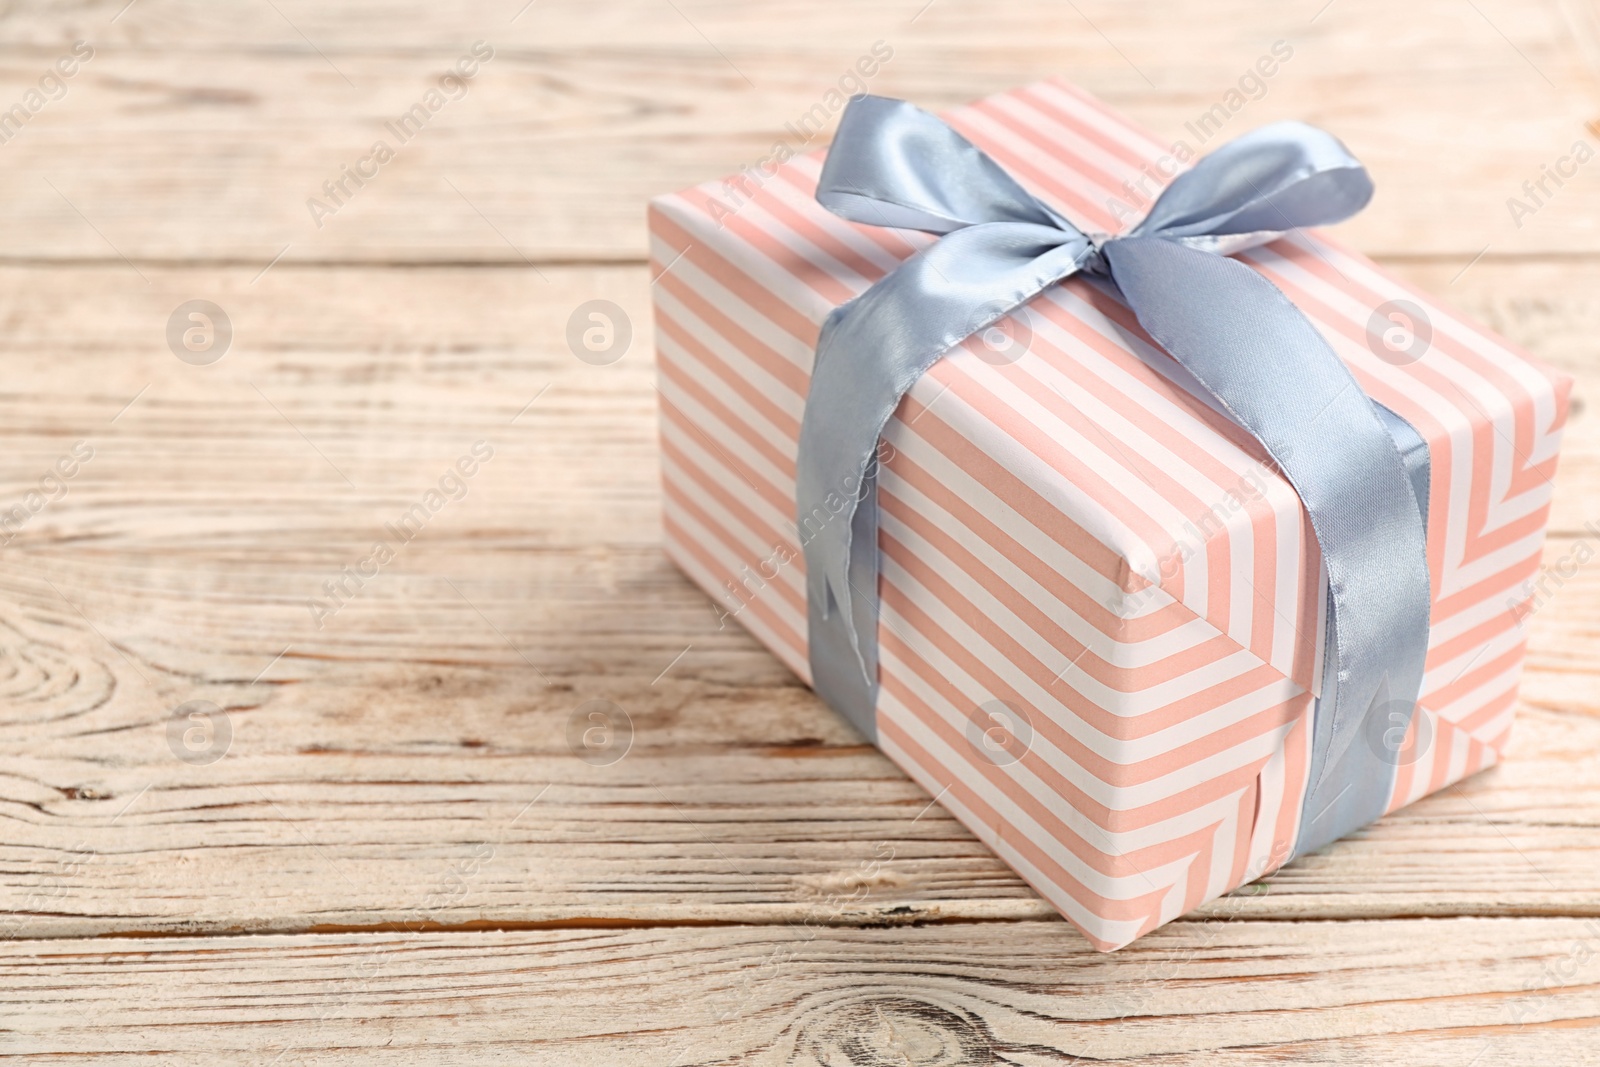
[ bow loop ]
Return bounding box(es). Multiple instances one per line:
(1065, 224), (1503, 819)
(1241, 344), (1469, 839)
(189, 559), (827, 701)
(815, 95), (1069, 234)
(1132, 120), (1374, 243)
(797, 92), (1430, 863)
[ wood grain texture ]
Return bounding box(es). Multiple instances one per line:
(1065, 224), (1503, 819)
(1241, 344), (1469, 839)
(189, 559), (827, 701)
(5, 920), (1600, 1063)
(0, 0), (1595, 261)
(0, 261), (1594, 942)
(0, 0), (1596, 1059)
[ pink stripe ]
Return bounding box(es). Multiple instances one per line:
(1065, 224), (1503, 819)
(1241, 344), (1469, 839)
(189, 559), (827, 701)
(878, 656), (1273, 849)
(881, 491), (1244, 699)
(649, 206), (821, 346)
(880, 556), (1297, 751)
(884, 449), (1197, 643)
(649, 77), (1565, 949)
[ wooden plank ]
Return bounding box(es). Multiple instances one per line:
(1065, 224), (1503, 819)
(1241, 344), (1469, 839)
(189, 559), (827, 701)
(0, 0), (1595, 260)
(0, 0), (1593, 1054)
(4, 920), (1599, 1062)
(0, 259), (1595, 938)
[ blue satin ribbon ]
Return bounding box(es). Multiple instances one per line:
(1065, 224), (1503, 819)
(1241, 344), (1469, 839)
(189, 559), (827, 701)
(796, 95), (1432, 859)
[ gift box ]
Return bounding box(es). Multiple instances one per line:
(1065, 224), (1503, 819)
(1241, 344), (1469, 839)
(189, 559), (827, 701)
(646, 77), (1572, 950)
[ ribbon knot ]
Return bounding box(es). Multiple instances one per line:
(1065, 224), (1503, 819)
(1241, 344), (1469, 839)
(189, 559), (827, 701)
(796, 94), (1432, 858)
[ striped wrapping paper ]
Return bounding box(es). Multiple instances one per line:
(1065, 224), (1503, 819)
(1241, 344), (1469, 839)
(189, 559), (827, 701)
(647, 78), (1572, 950)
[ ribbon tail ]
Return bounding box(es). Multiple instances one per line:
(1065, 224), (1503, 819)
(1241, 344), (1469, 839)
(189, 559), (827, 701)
(797, 223), (1093, 740)
(1101, 235), (1431, 857)
(806, 455), (885, 739)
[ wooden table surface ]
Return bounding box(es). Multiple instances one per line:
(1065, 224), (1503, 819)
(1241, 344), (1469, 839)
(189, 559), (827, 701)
(2, 0), (1598, 1062)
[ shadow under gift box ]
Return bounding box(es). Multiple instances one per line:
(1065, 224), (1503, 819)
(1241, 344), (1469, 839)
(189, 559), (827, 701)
(646, 77), (1572, 951)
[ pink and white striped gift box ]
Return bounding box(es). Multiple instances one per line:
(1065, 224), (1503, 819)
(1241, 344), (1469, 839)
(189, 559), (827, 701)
(646, 78), (1572, 950)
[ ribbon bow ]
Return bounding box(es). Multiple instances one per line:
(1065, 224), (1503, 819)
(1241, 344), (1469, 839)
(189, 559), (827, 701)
(796, 94), (1431, 857)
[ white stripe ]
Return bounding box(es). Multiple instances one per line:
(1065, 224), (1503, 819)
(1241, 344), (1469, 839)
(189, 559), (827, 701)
(879, 465), (1217, 667)
(877, 681), (1215, 896)
(878, 570), (1300, 764)
(652, 192), (838, 326)
(656, 372), (793, 499)
(656, 325), (797, 466)
(878, 726), (1150, 945)
(661, 418), (793, 542)
(883, 414), (1176, 622)
(648, 233), (814, 374)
